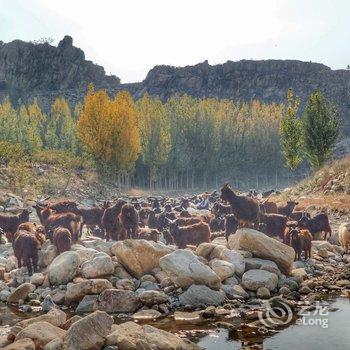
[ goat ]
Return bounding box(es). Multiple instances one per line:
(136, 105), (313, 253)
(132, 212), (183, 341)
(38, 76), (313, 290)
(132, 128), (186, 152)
(338, 221), (350, 253)
(212, 202), (233, 216)
(259, 213), (288, 240)
(120, 204), (139, 239)
(12, 228), (45, 276)
(0, 209), (31, 242)
(259, 201), (278, 214)
(101, 199), (127, 241)
(137, 228), (160, 242)
(289, 228), (312, 261)
(289, 211), (310, 221)
(220, 184), (259, 227)
(53, 227), (72, 254)
(169, 221), (211, 249)
(163, 229), (174, 245)
(139, 208), (151, 227)
(209, 215), (225, 232)
(283, 221), (298, 245)
(277, 201), (298, 217)
(225, 214), (239, 241)
(48, 200), (79, 213)
(298, 213), (332, 240)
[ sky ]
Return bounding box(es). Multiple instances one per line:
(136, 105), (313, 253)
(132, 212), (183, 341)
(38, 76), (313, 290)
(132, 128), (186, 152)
(0, 0), (349, 83)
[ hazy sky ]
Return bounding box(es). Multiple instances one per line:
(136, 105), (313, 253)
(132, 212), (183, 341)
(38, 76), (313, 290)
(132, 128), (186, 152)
(1, 0), (349, 83)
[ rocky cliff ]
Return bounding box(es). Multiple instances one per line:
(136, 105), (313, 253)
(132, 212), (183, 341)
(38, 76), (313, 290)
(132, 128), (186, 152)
(1, 36), (350, 133)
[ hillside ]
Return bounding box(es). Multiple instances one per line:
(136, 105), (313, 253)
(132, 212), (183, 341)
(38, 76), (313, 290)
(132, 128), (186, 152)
(1, 36), (350, 133)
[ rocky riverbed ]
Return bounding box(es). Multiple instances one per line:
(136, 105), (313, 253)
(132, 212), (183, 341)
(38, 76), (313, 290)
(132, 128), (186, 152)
(1, 225), (350, 349)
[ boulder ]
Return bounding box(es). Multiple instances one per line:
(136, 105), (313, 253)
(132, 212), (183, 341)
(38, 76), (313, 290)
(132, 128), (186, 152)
(111, 239), (172, 278)
(139, 290), (168, 306)
(15, 322), (66, 349)
(65, 279), (113, 303)
(159, 250), (221, 290)
(209, 259), (235, 281)
(81, 253), (114, 278)
(30, 273), (45, 286)
(39, 242), (58, 267)
(210, 246), (245, 276)
(196, 243), (217, 259)
(71, 246), (99, 264)
(63, 311), (113, 350)
(97, 289), (141, 313)
(228, 229), (294, 275)
(43, 338), (62, 350)
(8, 283), (36, 304)
(179, 285), (225, 307)
(242, 269), (278, 291)
(221, 284), (248, 299)
(48, 251), (80, 285)
(75, 295), (99, 314)
(105, 321), (199, 349)
(4, 338), (35, 350)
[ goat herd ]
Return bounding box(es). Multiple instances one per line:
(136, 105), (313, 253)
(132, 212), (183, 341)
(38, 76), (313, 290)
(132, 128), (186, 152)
(0, 184), (336, 277)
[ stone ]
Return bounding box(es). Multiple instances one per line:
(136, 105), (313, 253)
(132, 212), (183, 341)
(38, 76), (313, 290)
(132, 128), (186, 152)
(209, 259), (235, 281)
(132, 309), (162, 321)
(174, 311), (202, 323)
(48, 251), (80, 285)
(42, 295), (56, 312)
(39, 242), (58, 267)
(299, 286), (312, 294)
(65, 279), (113, 303)
(179, 285), (225, 307)
(105, 321), (199, 349)
(139, 290), (168, 306)
(242, 269), (278, 291)
(228, 229), (295, 275)
(97, 289), (141, 313)
(279, 286), (291, 295)
(196, 243), (217, 259)
(15, 322), (66, 349)
(8, 283), (36, 304)
(317, 248), (329, 258)
(43, 338), (62, 350)
(111, 239), (172, 278)
(115, 278), (135, 291)
(30, 273), (45, 286)
(4, 338), (35, 350)
(159, 250), (221, 290)
(256, 287), (270, 299)
(81, 253), (114, 278)
(291, 268), (308, 280)
(223, 276), (239, 285)
(63, 311), (113, 350)
(221, 284), (248, 299)
(210, 246), (245, 276)
(71, 247), (98, 264)
(75, 295), (99, 314)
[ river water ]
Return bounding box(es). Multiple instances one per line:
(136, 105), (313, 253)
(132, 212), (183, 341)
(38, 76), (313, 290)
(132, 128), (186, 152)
(1, 297), (350, 349)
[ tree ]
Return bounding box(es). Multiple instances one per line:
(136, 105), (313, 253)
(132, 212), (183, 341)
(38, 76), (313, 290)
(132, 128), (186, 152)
(303, 91), (340, 169)
(280, 90), (303, 170)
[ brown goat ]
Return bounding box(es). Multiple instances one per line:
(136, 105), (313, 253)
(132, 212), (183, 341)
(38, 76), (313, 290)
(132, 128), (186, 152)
(259, 213), (288, 240)
(212, 202), (233, 216)
(48, 200), (79, 213)
(0, 209), (31, 242)
(139, 208), (151, 227)
(298, 213), (332, 240)
(220, 184), (259, 227)
(53, 227), (72, 254)
(259, 201), (278, 214)
(290, 228), (312, 260)
(277, 201), (298, 217)
(137, 228), (160, 242)
(289, 211), (310, 221)
(120, 204), (139, 239)
(169, 221), (211, 249)
(101, 199), (127, 241)
(13, 228), (45, 276)
(225, 214), (239, 241)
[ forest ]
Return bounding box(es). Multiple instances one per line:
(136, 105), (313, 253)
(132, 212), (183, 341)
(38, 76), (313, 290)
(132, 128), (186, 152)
(0, 86), (339, 190)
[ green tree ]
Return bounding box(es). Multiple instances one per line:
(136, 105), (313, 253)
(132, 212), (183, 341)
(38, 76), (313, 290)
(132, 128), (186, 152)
(303, 91), (340, 169)
(280, 90), (303, 170)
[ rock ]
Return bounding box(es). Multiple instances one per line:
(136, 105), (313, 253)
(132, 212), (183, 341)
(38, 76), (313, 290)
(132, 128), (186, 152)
(132, 309), (162, 321)
(139, 290), (168, 306)
(291, 268), (308, 280)
(196, 243), (217, 259)
(75, 295), (99, 313)
(174, 311), (202, 323)
(256, 287), (270, 299)
(141, 274), (157, 283)
(279, 286), (291, 295)
(8, 283), (36, 304)
(209, 259), (235, 281)
(15, 322), (66, 349)
(63, 311), (113, 350)
(30, 273), (45, 286)
(223, 276), (239, 285)
(317, 248), (329, 258)
(9, 308), (67, 338)
(4, 338), (35, 350)
(71, 247), (98, 264)
(111, 239), (172, 278)
(62, 316), (82, 331)
(81, 253), (114, 278)
(242, 269), (278, 291)
(48, 251), (80, 285)
(42, 295), (56, 312)
(210, 246), (245, 276)
(179, 285), (225, 307)
(228, 229), (294, 275)
(299, 286), (312, 294)
(221, 284), (248, 299)
(65, 279), (113, 303)
(105, 321), (199, 349)
(159, 250), (221, 290)
(245, 258), (280, 275)
(39, 242), (58, 267)
(43, 338), (62, 350)
(97, 289), (141, 313)
(115, 278), (135, 291)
